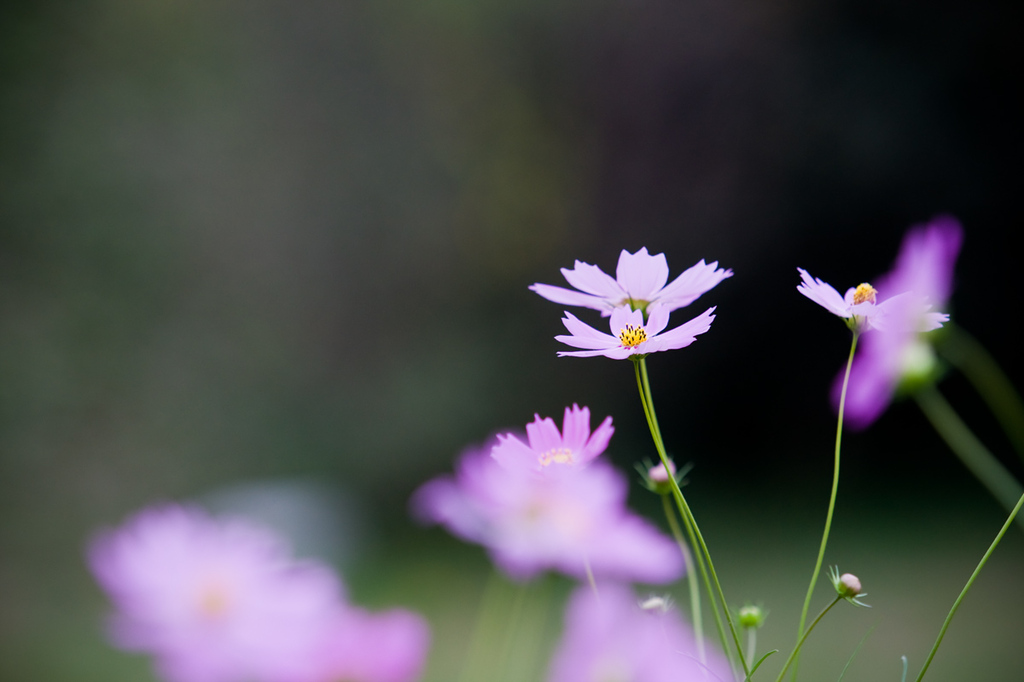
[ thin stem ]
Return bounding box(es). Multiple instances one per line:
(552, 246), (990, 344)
(914, 386), (1024, 532)
(495, 582), (529, 678)
(938, 325), (1024, 464)
(774, 597), (841, 682)
(635, 360), (731, 668)
(745, 628), (757, 671)
(458, 571), (506, 682)
(914, 490), (1024, 682)
(792, 331), (858, 681)
(640, 356), (666, 448)
(635, 357), (749, 680)
(663, 493), (706, 665)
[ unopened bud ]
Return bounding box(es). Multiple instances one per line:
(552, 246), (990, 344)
(648, 461), (676, 484)
(829, 566), (870, 607)
(737, 604), (767, 629)
(837, 573), (862, 598)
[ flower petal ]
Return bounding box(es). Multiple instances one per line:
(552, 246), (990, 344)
(559, 405), (591, 455)
(526, 415), (564, 456)
(557, 312), (618, 350)
(656, 259), (733, 309)
(644, 304), (671, 337)
(615, 248), (669, 300)
(560, 261), (624, 299)
(645, 307), (716, 352)
(608, 306), (645, 334)
(797, 268), (850, 318)
(490, 434), (541, 471)
(528, 283), (609, 312)
(581, 416), (614, 464)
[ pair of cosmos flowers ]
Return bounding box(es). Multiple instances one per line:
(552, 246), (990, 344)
(535, 215), (960, 428)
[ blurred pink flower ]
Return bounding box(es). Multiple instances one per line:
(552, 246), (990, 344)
(88, 505), (342, 682)
(490, 404), (614, 471)
(835, 216), (962, 428)
(89, 504), (430, 682)
(547, 584), (730, 682)
(412, 442), (684, 583)
(302, 608), (430, 682)
(555, 304), (716, 359)
(530, 248), (731, 316)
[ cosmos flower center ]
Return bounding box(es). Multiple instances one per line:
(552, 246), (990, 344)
(539, 447), (574, 467)
(617, 324), (647, 348)
(852, 283), (877, 305)
(197, 581), (232, 619)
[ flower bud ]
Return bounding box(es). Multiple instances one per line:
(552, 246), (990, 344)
(837, 573), (862, 598)
(648, 461), (676, 484)
(828, 565), (870, 607)
(636, 458), (689, 496)
(737, 604), (767, 629)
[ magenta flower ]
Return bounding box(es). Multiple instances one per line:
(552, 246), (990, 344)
(546, 584), (730, 682)
(301, 608), (430, 682)
(88, 504), (342, 682)
(555, 304), (716, 359)
(835, 216), (963, 428)
(530, 247), (731, 316)
(490, 404), (614, 471)
(412, 443), (684, 584)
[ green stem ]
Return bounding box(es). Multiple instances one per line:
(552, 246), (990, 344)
(458, 571), (505, 682)
(746, 627), (757, 671)
(662, 493), (706, 665)
(774, 597), (841, 682)
(792, 331), (858, 682)
(495, 582), (529, 678)
(634, 357), (749, 680)
(914, 386), (1024, 532)
(938, 325), (1024, 464)
(914, 490), (1024, 682)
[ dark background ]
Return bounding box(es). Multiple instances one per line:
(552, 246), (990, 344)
(1, 1), (1021, 680)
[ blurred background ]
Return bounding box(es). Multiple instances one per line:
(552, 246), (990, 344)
(1, 0), (1021, 680)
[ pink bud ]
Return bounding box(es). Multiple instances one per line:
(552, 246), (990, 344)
(648, 461), (676, 483)
(838, 573), (862, 596)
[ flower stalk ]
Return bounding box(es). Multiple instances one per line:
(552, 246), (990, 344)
(914, 490), (1024, 682)
(792, 330), (859, 681)
(937, 324), (1024, 465)
(633, 357), (749, 680)
(914, 385), (1024, 532)
(662, 493), (706, 665)
(774, 597), (842, 682)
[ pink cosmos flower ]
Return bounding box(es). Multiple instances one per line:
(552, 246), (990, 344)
(546, 584), (730, 682)
(834, 216), (962, 428)
(555, 304), (716, 359)
(412, 442), (684, 584)
(490, 404), (614, 471)
(530, 248), (731, 316)
(88, 504), (343, 682)
(796, 268), (894, 331)
(88, 504), (431, 682)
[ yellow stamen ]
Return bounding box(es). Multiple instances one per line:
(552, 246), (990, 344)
(852, 283), (877, 305)
(539, 447), (574, 467)
(618, 324), (647, 348)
